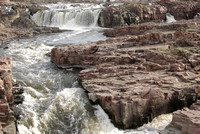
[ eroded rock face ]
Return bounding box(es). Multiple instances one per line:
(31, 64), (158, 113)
(51, 20), (200, 129)
(98, 4), (167, 27)
(98, 0), (200, 28)
(163, 100), (200, 134)
(0, 3), (60, 44)
(0, 56), (16, 134)
(159, 0), (200, 20)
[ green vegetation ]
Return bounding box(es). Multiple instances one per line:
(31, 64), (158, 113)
(173, 47), (188, 59)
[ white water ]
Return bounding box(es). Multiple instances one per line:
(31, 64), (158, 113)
(31, 3), (103, 29)
(0, 3), (172, 134)
(166, 13), (176, 23)
(0, 33), (172, 134)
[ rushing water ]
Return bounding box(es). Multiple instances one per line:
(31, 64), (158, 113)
(31, 3), (103, 29)
(0, 3), (172, 134)
(165, 13), (176, 23)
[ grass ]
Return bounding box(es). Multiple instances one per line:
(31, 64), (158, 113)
(173, 47), (188, 59)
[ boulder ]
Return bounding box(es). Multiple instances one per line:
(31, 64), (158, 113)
(159, 0), (200, 20)
(98, 4), (167, 27)
(163, 101), (200, 134)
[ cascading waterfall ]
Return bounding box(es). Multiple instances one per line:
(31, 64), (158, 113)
(31, 3), (103, 29)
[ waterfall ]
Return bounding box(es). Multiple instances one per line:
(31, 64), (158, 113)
(31, 3), (103, 29)
(165, 13), (176, 23)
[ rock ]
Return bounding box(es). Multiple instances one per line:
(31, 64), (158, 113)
(0, 56), (16, 134)
(14, 94), (24, 104)
(159, 0), (200, 20)
(51, 21), (200, 129)
(0, 56), (13, 104)
(1, 122), (16, 134)
(103, 21), (190, 37)
(169, 63), (186, 72)
(27, 5), (48, 15)
(11, 15), (37, 28)
(98, 3), (167, 27)
(0, 3), (61, 44)
(163, 101), (200, 134)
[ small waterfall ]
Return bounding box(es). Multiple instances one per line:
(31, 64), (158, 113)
(31, 3), (103, 29)
(165, 13), (176, 23)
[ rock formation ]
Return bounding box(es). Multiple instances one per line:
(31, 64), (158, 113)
(0, 56), (16, 134)
(0, 2), (60, 45)
(98, 3), (167, 27)
(159, 0), (200, 20)
(51, 20), (200, 129)
(98, 0), (200, 28)
(162, 100), (200, 134)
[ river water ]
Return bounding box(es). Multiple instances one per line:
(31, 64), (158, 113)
(0, 3), (172, 134)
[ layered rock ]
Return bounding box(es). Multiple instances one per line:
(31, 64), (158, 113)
(98, 3), (167, 27)
(162, 100), (200, 134)
(0, 3), (60, 45)
(51, 20), (200, 129)
(159, 0), (200, 20)
(98, 0), (200, 28)
(0, 56), (16, 134)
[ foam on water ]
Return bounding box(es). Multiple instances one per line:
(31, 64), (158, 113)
(31, 3), (103, 30)
(0, 33), (172, 134)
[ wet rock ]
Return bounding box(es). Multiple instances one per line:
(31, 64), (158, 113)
(1, 122), (16, 134)
(14, 95), (24, 104)
(27, 5), (48, 15)
(11, 14), (37, 28)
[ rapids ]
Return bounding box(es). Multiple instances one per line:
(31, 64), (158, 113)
(0, 3), (172, 134)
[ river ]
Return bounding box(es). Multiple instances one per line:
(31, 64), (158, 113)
(0, 3), (172, 134)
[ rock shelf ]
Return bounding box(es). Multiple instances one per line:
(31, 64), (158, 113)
(51, 20), (200, 129)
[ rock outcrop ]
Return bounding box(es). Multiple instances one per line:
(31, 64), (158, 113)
(98, 3), (167, 27)
(162, 100), (200, 134)
(159, 0), (200, 20)
(51, 20), (200, 129)
(0, 3), (60, 45)
(98, 0), (200, 28)
(0, 56), (16, 134)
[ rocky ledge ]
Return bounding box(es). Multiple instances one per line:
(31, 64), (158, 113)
(98, 0), (200, 27)
(162, 100), (200, 134)
(0, 2), (60, 46)
(0, 56), (16, 134)
(51, 20), (200, 129)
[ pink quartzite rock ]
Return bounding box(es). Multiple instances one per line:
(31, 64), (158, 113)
(98, 3), (167, 27)
(0, 56), (16, 134)
(51, 21), (200, 129)
(163, 100), (200, 134)
(0, 56), (13, 104)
